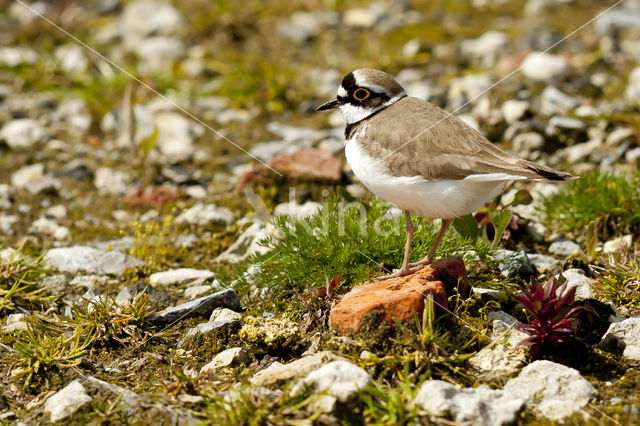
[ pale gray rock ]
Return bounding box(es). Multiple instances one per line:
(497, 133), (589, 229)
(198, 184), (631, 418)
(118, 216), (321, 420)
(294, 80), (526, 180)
(521, 52), (568, 82)
(210, 307), (242, 322)
(603, 235), (633, 253)
(3, 313), (28, 333)
(0, 184), (12, 209)
(414, 380), (524, 426)
(45, 204), (68, 220)
(600, 318), (640, 360)
(54, 44), (89, 74)
(0, 215), (18, 236)
(540, 86), (579, 115)
(496, 250), (536, 278)
(94, 167), (130, 196)
(528, 253), (559, 271)
(249, 139), (312, 163)
(561, 139), (601, 163)
(40, 274), (68, 295)
(501, 100), (529, 124)
(250, 351), (345, 387)
(11, 163), (60, 194)
(44, 246), (143, 275)
(176, 203), (234, 227)
(0, 46), (38, 67)
(595, 8), (640, 36)
(279, 11), (329, 42)
(549, 239), (580, 256)
(0, 118), (47, 148)
(274, 201), (322, 219)
(512, 132), (544, 153)
(29, 217), (71, 241)
(459, 30), (509, 68)
(178, 318), (241, 348)
(504, 360), (596, 421)
(559, 269), (595, 300)
(154, 111), (203, 159)
(44, 379), (92, 423)
(134, 36), (184, 73)
(8, 1), (50, 25)
(290, 361), (371, 414)
(606, 128), (635, 147)
(215, 222), (273, 263)
(83, 376), (140, 408)
(184, 285), (213, 300)
(148, 288), (240, 326)
(626, 66), (640, 104)
(149, 268), (215, 286)
(343, 7), (378, 28)
(200, 347), (250, 373)
(546, 116), (586, 135)
(121, 0), (185, 38)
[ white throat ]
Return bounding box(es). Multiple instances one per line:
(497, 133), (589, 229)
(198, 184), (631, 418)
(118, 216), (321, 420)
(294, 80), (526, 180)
(338, 93), (406, 124)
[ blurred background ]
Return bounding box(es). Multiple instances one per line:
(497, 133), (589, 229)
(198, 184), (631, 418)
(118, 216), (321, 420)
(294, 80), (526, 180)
(0, 0), (638, 248)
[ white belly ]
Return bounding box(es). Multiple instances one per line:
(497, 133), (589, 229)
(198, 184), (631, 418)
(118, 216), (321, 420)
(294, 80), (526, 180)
(345, 137), (510, 219)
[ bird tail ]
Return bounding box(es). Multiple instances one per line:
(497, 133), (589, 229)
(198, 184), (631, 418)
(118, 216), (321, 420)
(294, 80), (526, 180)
(522, 161), (577, 181)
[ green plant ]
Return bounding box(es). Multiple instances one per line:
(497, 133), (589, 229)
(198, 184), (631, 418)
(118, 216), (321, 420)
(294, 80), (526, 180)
(515, 275), (583, 358)
(299, 274), (341, 332)
(541, 171), (640, 239)
(595, 251), (640, 314)
(11, 320), (94, 387)
(239, 197), (490, 292)
(0, 249), (53, 315)
(360, 376), (418, 426)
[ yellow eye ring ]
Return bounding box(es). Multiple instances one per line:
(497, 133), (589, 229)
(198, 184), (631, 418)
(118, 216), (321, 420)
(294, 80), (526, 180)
(353, 88), (370, 101)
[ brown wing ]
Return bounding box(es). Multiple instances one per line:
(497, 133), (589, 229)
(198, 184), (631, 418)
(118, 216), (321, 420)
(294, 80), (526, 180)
(361, 97), (574, 181)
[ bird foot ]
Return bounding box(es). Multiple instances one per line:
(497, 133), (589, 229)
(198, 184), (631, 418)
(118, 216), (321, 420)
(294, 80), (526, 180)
(407, 259), (432, 268)
(376, 265), (424, 280)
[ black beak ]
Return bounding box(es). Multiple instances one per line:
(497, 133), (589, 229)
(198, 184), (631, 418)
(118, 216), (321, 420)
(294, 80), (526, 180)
(316, 98), (341, 111)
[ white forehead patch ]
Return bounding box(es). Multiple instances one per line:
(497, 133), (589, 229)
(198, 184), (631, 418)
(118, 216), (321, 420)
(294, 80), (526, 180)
(337, 86), (348, 97)
(353, 70), (392, 96)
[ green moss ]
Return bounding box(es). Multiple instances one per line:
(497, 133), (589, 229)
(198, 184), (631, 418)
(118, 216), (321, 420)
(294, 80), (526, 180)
(541, 171), (640, 240)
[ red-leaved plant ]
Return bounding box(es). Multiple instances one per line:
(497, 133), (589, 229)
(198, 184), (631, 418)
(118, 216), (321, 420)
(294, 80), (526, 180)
(300, 274), (341, 332)
(515, 275), (583, 358)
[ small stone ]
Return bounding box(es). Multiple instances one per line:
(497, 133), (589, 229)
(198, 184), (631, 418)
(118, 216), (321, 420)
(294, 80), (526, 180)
(546, 116), (586, 135)
(540, 86), (579, 115)
(29, 217), (71, 241)
(526, 222), (547, 242)
(496, 250), (536, 279)
(548, 239), (580, 257)
(0, 46), (38, 67)
(459, 30), (509, 68)
(82, 376), (140, 408)
(250, 351), (345, 387)
(625, 66), (640, 105)
(178, 318), (240, 348)
(603, 235), (633, 253)
(504, 360), (596, 421)
(200, 347), (250, 373)
(237, 149), (342, 189)
(3, 313), (28, 333)
(184, 285), (213, 300)
(148, 288), (240, 326)
(291, 360), (371, 413)
(274, 201), (322, 219)
(11, 163), (60, 194)
(95, 167), (130, 196)
(176, 203), (234, 227)
(501, 100), (530, 124)
(54, 44), (88, 74)
(606, 128), (635, 146)
(123, 186), (179, 208)
(330, 257), (468, 334)
(414, 380), (524, 426)
(600, 318), (640, 360)
(134, 37), (184, 73)
(149, 268), (215, 286)
(44, 246), (143, 276)
(239, 316), (303, 351)
(44, 380), (92, 422)
(210, 307), (242, 322)
(343, 7), (377, 28)
(528, 253), (559, 271)
(0, 118), (47, 148)
(215, 222), (273, 263)
(521, 52), (569, 82)
(559, 269), (595, 300)
(121, 0), (185, 38)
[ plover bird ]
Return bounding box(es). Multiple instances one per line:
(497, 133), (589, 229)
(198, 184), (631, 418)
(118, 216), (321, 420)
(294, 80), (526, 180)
(317, 69), (575, 279)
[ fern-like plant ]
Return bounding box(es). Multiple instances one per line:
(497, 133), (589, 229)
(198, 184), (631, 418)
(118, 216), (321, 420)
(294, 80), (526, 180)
(515, 275), (583, 358)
